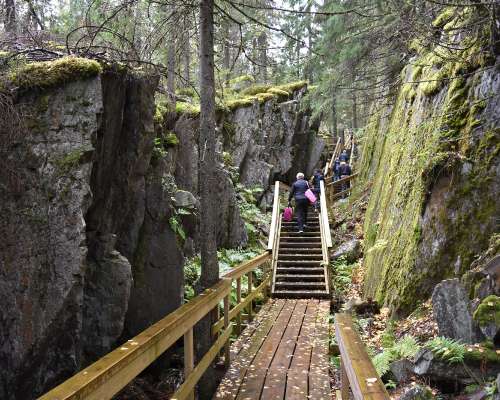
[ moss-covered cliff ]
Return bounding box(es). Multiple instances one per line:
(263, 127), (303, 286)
(357, 8), (500, 315)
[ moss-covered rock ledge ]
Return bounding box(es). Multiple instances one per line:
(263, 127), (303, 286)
(357, 7), (500, 315)
(2, 56), (102, 91)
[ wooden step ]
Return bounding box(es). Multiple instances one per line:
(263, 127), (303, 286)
(278, 247), (323, 254)
(275, 281), (327, 290)
(281, 226), (319, 232)
(278, 242), (322, 249)
(281, 221), (320, 226)
(278, 254), (323, 261)
(276, 267), (324, 274)
(275, 274), (325, 281)
(272, 290), (330, 299)
(281, 231), (321, 237)
(280, 235), (321, 242)
(277, 260), (322, 266)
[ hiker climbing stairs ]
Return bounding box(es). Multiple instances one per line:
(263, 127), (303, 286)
(273, 208), (329, 298)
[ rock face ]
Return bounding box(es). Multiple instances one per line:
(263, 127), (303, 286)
(0, 69), (184, 398)
(359, 19), (500, 314)
(0, 77), (101, 398)
(223, 89), (324, 206)
(431, 279), (483, 343)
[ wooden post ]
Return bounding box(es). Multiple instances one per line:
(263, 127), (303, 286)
(236, 277), (242, 334)
(223, 295), (230, 368)
(184, 328), (194, 400)
(247, 272), (253, 322)
(340, 358), (349, 400)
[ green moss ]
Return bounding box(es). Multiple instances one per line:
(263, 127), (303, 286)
(175, 102), (200, 117)
(165, 132), (179, 147)
(8, 57), (102, 91)
(267, 87), (289, 100)
(473, 295), (500, 327)
(55, 149), (85, 172)
(240, 84), (272, 96)
(255, 92), (276, 104)
(274, 80), (308, 94)
(432, 7), (456, 28)
(225, 97), (256, 110)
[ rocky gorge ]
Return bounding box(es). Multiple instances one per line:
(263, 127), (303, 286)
(0, 60), (324, 399)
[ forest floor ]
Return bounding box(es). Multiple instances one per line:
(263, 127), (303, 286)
(327, 195), (457, 399)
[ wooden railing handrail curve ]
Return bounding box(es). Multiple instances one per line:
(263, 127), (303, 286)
(335, 313), (390, 400)
(39, 248), (274, 400)
(39, 279), (232, 400)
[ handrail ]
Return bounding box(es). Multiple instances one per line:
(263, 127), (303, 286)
(327, 173), (358, 187)
(319, 180), (332, 249)
(39, 279), (232, 400)
(40, 250), (273, 400)
(267, 181), (289, 251)
(324, 138), (341, 176)
(212, 252), (271, 335)
(335, 313), (390, 400)
(267, 181), (281, 251)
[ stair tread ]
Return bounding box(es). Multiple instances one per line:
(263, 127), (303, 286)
(278, 260), (322, 264)
(275, 281), (326, 287)
(276, 274), (325, 279)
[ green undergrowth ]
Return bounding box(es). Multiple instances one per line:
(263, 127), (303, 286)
(184, 183), (269, 301)
(330, 256), (358, 296)
(3, 56), (102, 92)
(370, 333), (500, 379)
(359, 6), (498, 314)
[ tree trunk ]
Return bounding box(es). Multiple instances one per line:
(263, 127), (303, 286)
(223, 20), (231, 84)
(258, 32), (267, 83)
(4, 0), (17, 36)
(196, 0), (219, 398)
(352, 91), (358, 130)
(166, 6), (176, 107)
(331, 89), (338, 138)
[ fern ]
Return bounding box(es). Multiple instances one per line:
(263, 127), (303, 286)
(392, 335), (420, 359)
(373, 350), (395, 376)
(425, 337), (465, 364)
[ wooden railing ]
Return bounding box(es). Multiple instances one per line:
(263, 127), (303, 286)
(324, 138), (342, 176)
(40, 252), (272, 400)
(318, 180), (332, 293)
(335, 313), (389, 400)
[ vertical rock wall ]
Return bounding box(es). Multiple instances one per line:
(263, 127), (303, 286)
(358, 23), (500, 315)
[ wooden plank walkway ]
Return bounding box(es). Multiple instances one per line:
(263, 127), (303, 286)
(214, 299), (331, 400)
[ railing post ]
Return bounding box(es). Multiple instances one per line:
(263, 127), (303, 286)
(236, 277), (242, 334)
(184, 328), (194, 400)
(247, 271), (253, 322)
(223, 294), (230, 368)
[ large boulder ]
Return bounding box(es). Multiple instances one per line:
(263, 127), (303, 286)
(414, 348), (500, 390)
(332, 238), (362, 263)
(431, 279), (483, 343)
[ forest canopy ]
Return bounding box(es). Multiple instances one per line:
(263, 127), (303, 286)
(1, 0), (498, 132)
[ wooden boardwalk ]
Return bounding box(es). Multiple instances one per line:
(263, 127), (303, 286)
(214, 299), (331, 400)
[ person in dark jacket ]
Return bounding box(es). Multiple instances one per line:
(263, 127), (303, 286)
(332, 158), (341, 182)
(339, 149), (350, 163)
(311, 169), (324, 211)
(338, 161), (352, 198)
(288, 172), (310, 232)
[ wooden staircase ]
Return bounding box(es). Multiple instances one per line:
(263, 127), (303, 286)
(272, 209), (330, 298)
